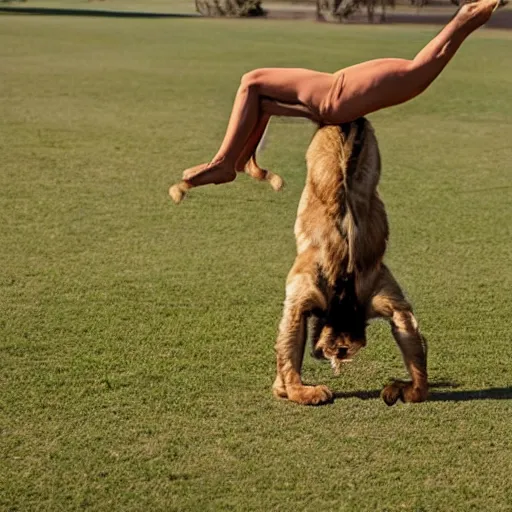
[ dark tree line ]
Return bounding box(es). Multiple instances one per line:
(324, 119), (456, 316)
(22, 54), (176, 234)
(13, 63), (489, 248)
(194, 0), (458, 20)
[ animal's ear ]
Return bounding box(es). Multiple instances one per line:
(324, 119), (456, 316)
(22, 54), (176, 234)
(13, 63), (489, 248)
(348, 118), (367, 165)
(338, 119), (366, 169)
(354, 117), (367, 137)
(339, 121), (352, 141)
(339, 117), (366, 141)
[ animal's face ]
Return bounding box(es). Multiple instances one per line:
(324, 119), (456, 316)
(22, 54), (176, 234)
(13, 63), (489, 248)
(313, 323), (367, 375)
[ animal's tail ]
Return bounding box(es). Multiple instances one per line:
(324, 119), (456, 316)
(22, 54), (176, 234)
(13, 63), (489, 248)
(338, 120), (366, 275)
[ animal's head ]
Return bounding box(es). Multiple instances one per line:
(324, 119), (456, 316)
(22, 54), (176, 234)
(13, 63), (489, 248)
(310, 277), (368, 375)
(313, 321), (367, 375)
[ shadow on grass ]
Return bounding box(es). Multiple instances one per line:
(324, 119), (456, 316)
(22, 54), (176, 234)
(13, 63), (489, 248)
(428, 387), (512, 402)
(0, 6), (200, 18)
(334, 382), (512, 402)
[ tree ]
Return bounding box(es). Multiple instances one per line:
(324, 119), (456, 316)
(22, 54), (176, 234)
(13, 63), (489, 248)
(195, 0), (265, 17)
(316, 0), (396, 23)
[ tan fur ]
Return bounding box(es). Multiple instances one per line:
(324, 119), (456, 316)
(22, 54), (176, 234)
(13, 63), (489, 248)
(273, 119), (428, 406)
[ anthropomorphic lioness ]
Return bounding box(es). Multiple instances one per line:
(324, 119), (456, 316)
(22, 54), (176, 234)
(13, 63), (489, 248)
(272, 118), (428, 406)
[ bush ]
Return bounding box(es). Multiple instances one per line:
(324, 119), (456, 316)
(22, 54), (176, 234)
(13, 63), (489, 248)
(195, 0), (266, 17)
(316, 0), (396, 22)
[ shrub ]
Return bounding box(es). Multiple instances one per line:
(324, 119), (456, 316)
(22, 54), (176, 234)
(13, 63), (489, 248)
(195, 0), (265, 17)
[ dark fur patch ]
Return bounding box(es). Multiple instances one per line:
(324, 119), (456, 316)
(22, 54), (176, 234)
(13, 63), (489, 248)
(327, 275), (367, 339)
(340, 117), (366, 175)
(309, 273), (367, 354)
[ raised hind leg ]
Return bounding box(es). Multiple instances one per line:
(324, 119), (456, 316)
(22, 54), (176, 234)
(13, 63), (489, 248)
(180, 68), (329, 189)
(169, 98), (317, 202)
(369, 265), (428, 406)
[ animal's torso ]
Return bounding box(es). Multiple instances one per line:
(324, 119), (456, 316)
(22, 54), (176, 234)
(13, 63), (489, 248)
(295, 119), (389, 305)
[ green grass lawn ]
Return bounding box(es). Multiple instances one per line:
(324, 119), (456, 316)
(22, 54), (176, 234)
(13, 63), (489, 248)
(1, 13), (511, 512)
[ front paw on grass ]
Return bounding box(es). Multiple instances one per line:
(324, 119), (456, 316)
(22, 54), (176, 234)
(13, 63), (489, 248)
(381, 380), (428, 406)
(287, 384), (334, 406)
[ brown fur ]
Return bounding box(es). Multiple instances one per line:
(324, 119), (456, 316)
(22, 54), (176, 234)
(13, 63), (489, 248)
(273, 118), (428, 406)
